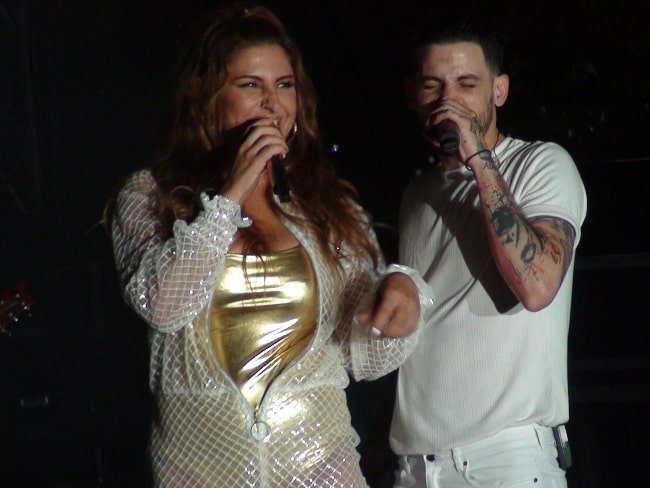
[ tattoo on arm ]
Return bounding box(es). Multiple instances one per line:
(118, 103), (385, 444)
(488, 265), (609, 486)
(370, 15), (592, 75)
(479, 160), (577, 285)
(490, 202), (540, 267)
(469, 117), (481, 138)
(468, 118), (498, 170)
(521, 242), (537, 265)
(531, 216), (577, 274)
(491, 206), (517, 243)
(489, 200), (576, 277)
(520, 216), (576, 276)
(479, 152), (497, 171)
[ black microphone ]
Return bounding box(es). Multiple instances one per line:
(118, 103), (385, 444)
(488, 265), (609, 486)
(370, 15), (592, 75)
(434, 120), (459, 155)
(238, 118), (290, 203)
(272, 155), (291, 203)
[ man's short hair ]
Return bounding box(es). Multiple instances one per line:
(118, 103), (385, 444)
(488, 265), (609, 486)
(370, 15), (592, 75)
(407, 13), (506, 78)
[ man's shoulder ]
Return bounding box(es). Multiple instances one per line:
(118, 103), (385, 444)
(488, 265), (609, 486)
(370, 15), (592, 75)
(500, 136), (547, 150)
(502, 137), (569, 156)
(500, 137), (574, 168)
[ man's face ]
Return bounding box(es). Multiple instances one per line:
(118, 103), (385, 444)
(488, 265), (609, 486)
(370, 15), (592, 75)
(412, 41), (497, 133)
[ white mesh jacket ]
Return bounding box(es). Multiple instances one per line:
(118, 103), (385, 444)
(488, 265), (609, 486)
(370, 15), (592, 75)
(111, 169), (433, 487)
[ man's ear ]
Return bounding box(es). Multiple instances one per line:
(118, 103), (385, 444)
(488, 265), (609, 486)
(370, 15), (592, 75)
(494, 74), (509, 107)
(404, 77), (416, 110)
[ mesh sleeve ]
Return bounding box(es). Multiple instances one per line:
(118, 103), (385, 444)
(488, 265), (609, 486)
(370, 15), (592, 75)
(334, 211), (435, 381)
(111, 170), (245, 332)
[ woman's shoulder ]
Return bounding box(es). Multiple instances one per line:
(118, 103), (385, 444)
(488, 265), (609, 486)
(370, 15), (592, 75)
(125, 167), (156, 187)
(112, 168), (162, 218)
(120, 168), (158, 196)
(341, 195), (373, 225)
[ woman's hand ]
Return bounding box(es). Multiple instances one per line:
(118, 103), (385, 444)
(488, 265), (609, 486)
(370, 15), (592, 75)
(357, 272), (420, 338)
(220, 118), (288, 205)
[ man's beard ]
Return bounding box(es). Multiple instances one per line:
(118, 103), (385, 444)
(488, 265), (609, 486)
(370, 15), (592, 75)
(477, 94), (495, 135)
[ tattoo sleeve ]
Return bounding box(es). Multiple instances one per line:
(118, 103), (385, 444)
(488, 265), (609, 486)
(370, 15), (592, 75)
(475, 157), (576, 303)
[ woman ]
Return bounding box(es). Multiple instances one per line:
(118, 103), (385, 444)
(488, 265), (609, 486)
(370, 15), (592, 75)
(106, 4), (432, 487)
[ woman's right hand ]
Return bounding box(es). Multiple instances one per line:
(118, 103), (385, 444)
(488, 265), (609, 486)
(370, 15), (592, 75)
(220, 118), (288, 205)
(356, 272), (421, 338)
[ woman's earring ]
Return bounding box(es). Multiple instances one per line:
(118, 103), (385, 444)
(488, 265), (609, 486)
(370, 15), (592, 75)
(287, 121), (298, 143)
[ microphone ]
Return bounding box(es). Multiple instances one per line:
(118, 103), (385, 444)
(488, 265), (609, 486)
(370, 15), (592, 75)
(434, 120), (459, 155)
(238, 118), (291, 203)
(271, 155), (291, 203)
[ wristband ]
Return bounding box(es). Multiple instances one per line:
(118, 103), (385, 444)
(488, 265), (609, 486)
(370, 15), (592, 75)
(463, 149), (492, 171)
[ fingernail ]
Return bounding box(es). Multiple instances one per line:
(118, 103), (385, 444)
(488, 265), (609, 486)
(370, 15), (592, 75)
(371, 327), (382, 339)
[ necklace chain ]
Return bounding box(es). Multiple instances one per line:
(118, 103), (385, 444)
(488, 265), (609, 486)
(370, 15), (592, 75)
(493, 130), (502, 151)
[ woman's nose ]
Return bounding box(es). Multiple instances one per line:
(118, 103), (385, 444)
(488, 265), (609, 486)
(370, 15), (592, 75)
(261, 91), (280, 111)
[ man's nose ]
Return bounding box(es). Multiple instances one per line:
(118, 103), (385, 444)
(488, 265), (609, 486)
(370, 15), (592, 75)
(440, 83), (454, 99)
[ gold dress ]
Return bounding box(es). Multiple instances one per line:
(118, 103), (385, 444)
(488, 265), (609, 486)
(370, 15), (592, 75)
(209, 246), (317, 414)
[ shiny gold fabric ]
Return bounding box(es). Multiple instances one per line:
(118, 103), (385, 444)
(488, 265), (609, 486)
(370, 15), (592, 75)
(209, 246), (317, 412)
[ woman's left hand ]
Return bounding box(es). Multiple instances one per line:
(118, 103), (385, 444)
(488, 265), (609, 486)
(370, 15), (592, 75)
(357, 273), (420, 338)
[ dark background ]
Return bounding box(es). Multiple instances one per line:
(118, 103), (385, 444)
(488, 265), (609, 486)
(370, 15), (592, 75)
(1, 0), (648, 486)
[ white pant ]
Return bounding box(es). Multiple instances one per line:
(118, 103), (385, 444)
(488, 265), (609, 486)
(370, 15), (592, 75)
(393, 424), (567, 488)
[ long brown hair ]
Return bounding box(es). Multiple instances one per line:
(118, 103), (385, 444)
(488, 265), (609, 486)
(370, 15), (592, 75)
(106, 3), (379, 270)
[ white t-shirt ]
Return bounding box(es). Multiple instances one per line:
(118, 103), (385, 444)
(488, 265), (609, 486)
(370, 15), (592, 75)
(390, 137), (588, 454)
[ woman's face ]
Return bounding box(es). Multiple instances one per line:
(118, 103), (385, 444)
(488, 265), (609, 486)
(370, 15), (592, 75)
(218, 44), (297, 138)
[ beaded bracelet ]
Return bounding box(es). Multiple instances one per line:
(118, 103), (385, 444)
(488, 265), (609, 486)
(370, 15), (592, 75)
(463, 149), (492, 171)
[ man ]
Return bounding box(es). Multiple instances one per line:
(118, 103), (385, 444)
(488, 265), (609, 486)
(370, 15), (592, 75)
(389, 17), (587, 488)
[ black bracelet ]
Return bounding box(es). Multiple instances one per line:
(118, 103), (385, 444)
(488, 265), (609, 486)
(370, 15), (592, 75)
(464, 149), (492, 171)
